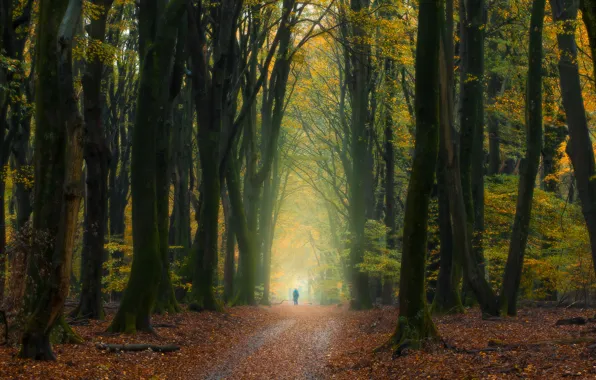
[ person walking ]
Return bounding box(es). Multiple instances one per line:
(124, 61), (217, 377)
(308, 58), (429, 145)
(293, 288), (299, 305)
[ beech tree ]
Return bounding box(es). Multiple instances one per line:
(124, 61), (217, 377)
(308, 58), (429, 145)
(551, 0), (596, 277)
(391, 0), (441, 352)
(72, 0), (114, 321)
(108, 0), (185, 333)
(19, 0), (84, 359)
(500, 0), (545, 315)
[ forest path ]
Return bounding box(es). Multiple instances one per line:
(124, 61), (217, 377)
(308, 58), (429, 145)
(206, 304), (342, 379)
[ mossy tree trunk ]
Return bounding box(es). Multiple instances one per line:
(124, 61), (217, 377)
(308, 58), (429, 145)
(500, 0), (545, 316)
(74, 0), (113, 321)
(391, 0), (441, 353)
(108, 0), (185, 333)
(19, 0), (84, 359)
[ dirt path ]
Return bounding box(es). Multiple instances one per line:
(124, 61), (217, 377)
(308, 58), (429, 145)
(206, 305), (341, 379)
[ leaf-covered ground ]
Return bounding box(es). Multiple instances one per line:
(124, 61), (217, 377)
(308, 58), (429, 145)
(1, 305), (596, 378)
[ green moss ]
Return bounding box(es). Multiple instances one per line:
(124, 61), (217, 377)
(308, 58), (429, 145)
(391, 313), (439, 356)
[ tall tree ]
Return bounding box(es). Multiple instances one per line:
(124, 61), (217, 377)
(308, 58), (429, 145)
(550, 0), (596, 276)
(19, 0), (84, 359)
(433, 0), (464, 315)
(73, 0), (114, 321)
(500, 0), (545, 315)
(187, 0), (242, 310)
(438, 0), (499, 317)
(108, 0), (185, 332)
(459, 0), (487, 303)
(345, 0), (373, 310)
(391, 0), (441, 353)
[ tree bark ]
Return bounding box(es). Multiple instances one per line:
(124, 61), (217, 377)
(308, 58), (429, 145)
(438, 3), (500, 317)
(347, 0), (373, 311)
(186, 0), (241, 310)
(432, 0), (464, 315)
(108, 0), (185, 333)
(391, 0), (441, 352)
(74, 0), (113, 321)
(500, 0), (545, 316)
(19, 0), (84, 359)
(459, 0), (487, 304)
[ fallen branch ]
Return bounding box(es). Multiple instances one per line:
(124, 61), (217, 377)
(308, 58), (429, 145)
(556, 317), (587, 326)
(95, 343), (180, 353)
(153, 323), (177, 328)
(446, 337), (595, 354)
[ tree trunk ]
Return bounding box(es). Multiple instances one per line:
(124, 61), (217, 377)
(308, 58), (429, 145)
(260, 146), (283, 305)
(500, 0), (545, 316)
(108, 0), (185, 333)
(186, 0), (241, 311)
(438, 6), (500, 317)
(20, 0), (84, 359)
(551, 0), (596, 277)
(432, 0), (463, 315)
(74, 0), (113, 321)
(347, 0), (373, 311)
(226, 152), (255, 306)
(260, 170), (274, 305)
(155, 19), (187, 315)
(391, 0), (441, 352)
(459, 0), (487, 305)
(381, 54), (397, 307)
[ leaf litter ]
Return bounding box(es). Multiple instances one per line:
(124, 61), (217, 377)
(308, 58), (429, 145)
(2, 305), (596, 379)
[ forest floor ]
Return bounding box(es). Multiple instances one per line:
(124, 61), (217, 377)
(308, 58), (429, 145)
(1, 304), (596, 378)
